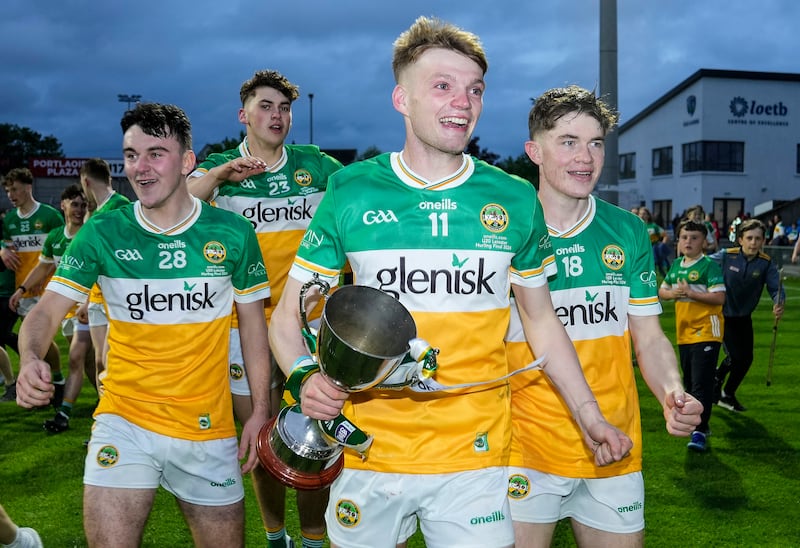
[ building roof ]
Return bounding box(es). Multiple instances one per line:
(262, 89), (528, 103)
(618, 69), (800, 134)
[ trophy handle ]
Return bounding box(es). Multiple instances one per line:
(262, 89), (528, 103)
(299, 275), (330, 355)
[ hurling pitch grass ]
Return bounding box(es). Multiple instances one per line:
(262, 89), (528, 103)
(1, 280), (799, 547)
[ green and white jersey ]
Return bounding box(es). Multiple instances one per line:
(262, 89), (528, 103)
(2, 202), (64, 296)
(95, 190), (131, 214)
(191, 140), (342, 322)
(88, 190), (131, 304)
(290, 152), (555, 475)
(48, 198), (269, 441)
(507, 196), (660, 478)
(661, 254), (725, 344)
(41, 225), (78, 267)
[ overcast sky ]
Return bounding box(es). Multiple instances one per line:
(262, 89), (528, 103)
(1, 0), (797, 162)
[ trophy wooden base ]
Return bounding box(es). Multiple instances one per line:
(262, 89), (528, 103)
(256, 417), (345, 491)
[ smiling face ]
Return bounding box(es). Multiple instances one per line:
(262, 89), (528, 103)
(122, 125), (195, 212)
(62, 194), (87, 228)
(526, 112), (606, 200)
(239, 86), (292, 148)
(392, 47), (484, 157)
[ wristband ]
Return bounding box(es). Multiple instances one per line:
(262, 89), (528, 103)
(283, 357), (319, 406)
(17, 285), (26, 294)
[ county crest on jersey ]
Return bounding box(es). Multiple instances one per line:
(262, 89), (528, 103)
(48, 198), (269, 441)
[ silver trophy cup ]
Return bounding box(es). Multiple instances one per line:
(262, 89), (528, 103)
(257, 277), (437, 489)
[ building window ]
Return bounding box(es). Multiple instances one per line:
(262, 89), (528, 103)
(652, 147), (673, 176)
(682, 141), (744, 172)
(652, 200), (672, 229)
(619, 152), (636, 179)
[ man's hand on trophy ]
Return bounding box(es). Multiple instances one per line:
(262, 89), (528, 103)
(300, 372), (349, 420)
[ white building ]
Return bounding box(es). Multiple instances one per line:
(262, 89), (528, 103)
(616, 69), (800, 231)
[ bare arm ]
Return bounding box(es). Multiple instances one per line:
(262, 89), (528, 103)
(629, 314), (702, 436)
(9, 261), (56, 310)
(16, 291), (78, 407)
(187, 158), (268, 202)
(660, 280), (725, 306)
(269, 276), (348, 420)
(513, 283), (632, 465)
(235, 299), (272, 473)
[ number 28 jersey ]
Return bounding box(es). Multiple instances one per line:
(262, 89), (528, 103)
(289, 152), (556, 474)
(48, 198), (269, 441)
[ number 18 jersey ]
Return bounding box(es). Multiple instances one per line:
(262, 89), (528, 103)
(507, 196), (660, 478)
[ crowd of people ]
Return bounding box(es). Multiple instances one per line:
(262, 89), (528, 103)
(0, 15), (787, 548)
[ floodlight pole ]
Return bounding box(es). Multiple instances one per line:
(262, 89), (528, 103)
(118, 94), (142, 111)
(308, 93), (315, 144)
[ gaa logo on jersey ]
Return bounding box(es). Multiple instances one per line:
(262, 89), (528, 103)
(480, 203), (509, 233)
(203, 241), (227, 264)
(294, 169), (313, 186)
(96, 445), (119, 468)
(507, 473), (530, 499)
(688, 270), (700, 282)
(335, 499), (361, 528)
(601, 244), (625, 271)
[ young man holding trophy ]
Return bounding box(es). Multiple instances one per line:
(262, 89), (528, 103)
(269, 16), (632, 548)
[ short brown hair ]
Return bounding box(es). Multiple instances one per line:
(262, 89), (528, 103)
(239, 70), (299, 106)
(392, 16), (487, 82)
(121, 103), (192, 152)
(737, 218), (766, 240)
(3, 167), (33, 188)
(529, 85), (618, 139)
(79, 158), (111, 183)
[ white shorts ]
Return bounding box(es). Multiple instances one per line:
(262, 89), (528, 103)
(61, 316), (90, 338)
(228, 328), (283, 396)
(84, 414), (244, 506)
(507, 469), (644, 534)
(87, 302), (108, 328)
(327, 468), (514, 548)
(16, 296), (39, 317)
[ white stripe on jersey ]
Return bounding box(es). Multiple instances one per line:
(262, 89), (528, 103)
(348, 248), (513, 313)
(101, 276), (234, 325)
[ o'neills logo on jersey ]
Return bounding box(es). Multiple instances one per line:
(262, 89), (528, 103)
(375, 256), (496, 299)
(125, 283), (217, 320)
(242, 199), (313, 228)
(556, 290), (618, 327)
(418, 198), (457, 210)
(480, 203), (508, 233)
(601, 244), (625, 271)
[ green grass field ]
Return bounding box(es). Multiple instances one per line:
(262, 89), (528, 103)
(1, 280), (799, 547)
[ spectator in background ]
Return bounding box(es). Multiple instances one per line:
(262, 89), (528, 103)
(639, 207), (671, 276)
(659, 220), (725, 452)
(711, 219), (784, 412)
(684, 205), (717, 253)
(768, 214), (787, 246)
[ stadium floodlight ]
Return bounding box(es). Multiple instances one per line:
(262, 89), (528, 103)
(118, 94), (142, 111)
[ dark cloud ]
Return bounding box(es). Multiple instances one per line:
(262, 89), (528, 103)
(1, 1), (797, 161)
